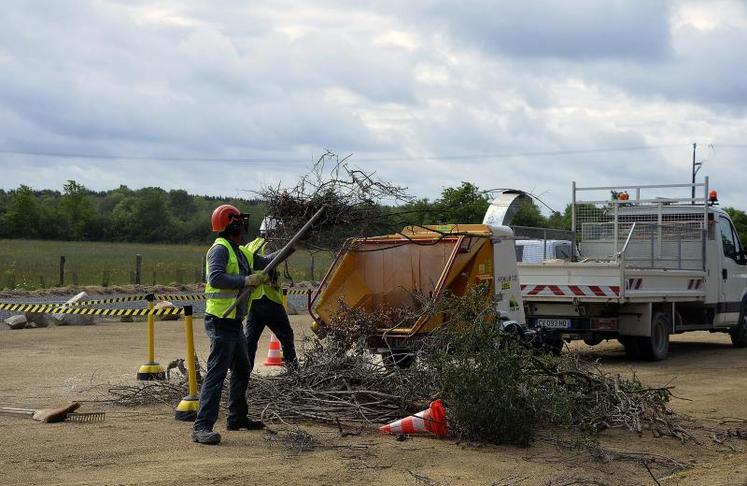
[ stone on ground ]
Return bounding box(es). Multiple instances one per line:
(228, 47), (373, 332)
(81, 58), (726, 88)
(5, 314), (28, 330)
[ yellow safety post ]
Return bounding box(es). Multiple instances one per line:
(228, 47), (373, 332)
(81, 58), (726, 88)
(175, 305), (199, 421)
(137, 294), (165, 380)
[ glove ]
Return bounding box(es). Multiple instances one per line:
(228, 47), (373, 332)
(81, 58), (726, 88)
(244, 273), (269, 288)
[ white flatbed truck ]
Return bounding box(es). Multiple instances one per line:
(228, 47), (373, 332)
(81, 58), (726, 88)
(514, 178), (747, 360)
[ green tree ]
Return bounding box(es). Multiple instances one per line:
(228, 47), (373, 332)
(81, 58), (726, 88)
(435, 182), (490, 223)
(391, 198), (438, 227)
(110, 198), (134, 240)
(546, 204), (573, 230)
(132, 188), (173, 242)
(725, 207), (747, 248)
(169, 189), (196, 221)
(3, 185), (41, 237)
(511, 199), (546, 227)
(61, 180), (95, 239)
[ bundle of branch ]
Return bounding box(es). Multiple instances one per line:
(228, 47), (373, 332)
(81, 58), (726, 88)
(259, 151), (410, 250)
(87, 337), (425, 425)
(87, 289), (680, 448)
(415, 288), (679, 446)
(323, 295), (434, 351)
(247, 337), (427, 425)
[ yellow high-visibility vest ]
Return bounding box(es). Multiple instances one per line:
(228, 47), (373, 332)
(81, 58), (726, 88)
(205, 237), (255, 319)
(245, 237), (284, 305)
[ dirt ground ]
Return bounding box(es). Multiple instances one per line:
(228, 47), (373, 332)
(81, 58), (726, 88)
(2, 317), (747, 486)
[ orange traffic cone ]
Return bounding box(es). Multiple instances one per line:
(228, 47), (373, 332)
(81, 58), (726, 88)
(263, 333), (284, 366)
(379, 400), (448, 438)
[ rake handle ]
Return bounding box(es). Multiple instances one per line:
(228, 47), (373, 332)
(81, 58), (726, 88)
(0, 407), (34, 416)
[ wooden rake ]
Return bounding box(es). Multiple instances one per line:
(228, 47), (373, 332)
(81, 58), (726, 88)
(0, 402), (105, 423)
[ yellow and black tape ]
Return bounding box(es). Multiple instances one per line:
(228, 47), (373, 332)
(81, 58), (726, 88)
(0, 302), (182, 317)
(157, 294), (206, 302)
(0, 288), (314, 314)
(68, 294), (206, 305)
(67, 295), (154, 305)
(72, 290), (311, 304)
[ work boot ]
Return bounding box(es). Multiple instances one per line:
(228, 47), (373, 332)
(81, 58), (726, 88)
(191, 429), (221, 445)
(226, 417), (265, 430)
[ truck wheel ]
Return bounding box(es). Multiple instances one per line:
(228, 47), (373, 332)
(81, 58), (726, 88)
(583, 336), (603, 346)
(546, 337), (564, 355)
(637, 312), (670, 361)
(729, 304), (747, 348)
(381, 351), (415, 370)
(618, 336), (641, 359)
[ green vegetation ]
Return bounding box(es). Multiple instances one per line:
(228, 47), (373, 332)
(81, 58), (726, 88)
(725, 207), (747, 247)
(1, 181), (743, 290)
(394, 181), (572, 229)
(0, 182), (264, 244)
(0, 239), (331, 290)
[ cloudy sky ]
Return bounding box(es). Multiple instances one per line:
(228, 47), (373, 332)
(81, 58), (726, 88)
(1, 0), (746, 212)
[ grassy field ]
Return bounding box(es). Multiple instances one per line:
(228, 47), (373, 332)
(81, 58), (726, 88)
(0, 239), (333, 290)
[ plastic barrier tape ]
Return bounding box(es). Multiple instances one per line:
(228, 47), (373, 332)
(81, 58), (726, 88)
(65, 290), (313, 305)
(0, 302), (182, 317)
(67, 294), (206, 305)
(0, 289), (315, 313)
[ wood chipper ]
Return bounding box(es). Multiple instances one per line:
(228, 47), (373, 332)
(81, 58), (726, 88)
(310, 224), (526, 366)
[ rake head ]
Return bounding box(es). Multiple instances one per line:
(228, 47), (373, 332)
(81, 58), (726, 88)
(65, 412), (106, 423)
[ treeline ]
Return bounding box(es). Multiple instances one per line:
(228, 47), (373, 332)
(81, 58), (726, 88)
(394, 182), (572, 230)
(0, 180), (744, 246)
(393, 181), (747, 246)
(0, 181), (265, 244)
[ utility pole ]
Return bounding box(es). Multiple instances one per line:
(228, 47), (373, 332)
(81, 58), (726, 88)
(691, 142), (703, 204)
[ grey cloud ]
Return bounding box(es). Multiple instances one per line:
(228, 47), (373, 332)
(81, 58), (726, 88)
(399, 0), (672, 60)
(604, 23), (747, 110)
(0, 1), (746, 213)
(0, 1), (413, 158)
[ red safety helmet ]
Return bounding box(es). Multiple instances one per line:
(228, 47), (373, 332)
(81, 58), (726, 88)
(211, 204), (243, 232)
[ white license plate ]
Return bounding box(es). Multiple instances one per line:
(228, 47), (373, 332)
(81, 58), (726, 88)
(537, 318), (571, 329)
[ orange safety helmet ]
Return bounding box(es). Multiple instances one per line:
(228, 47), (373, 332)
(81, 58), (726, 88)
(211, 204), (242, 232)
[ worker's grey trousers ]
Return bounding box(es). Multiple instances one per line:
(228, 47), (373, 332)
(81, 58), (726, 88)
(245, 296), (297, 373)
(193, 315), (250, 432)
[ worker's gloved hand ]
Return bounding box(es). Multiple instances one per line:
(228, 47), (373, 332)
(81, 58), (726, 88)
(244, 273), (269, 288)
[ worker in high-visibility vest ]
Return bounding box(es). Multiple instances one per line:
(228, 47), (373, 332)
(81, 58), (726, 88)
(192, 205), (276, 446)
(244, 216), (298, 373)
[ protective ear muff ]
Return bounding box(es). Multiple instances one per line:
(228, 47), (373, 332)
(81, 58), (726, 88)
(226, 220), (242, 236)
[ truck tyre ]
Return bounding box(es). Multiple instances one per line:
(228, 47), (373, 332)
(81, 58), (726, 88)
(729, 304), (747, 348)
(618, 336), (641, 359)
(547, 337), (564, 355)
(637, 311), (670, 361)
(381, 351), (415, 370)
(583, 336), (603, 346)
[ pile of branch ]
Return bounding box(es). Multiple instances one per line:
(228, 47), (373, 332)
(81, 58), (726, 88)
(322, 296), (434, 351)
(88, 288), (684, 449)
(259, 151), (410, 250)
(413, 288), (680, 446)
(88, 337), (427, 426)
(248, 338), (426, 425)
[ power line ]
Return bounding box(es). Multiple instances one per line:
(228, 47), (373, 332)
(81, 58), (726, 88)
(354, 144), (684, 162)
(0, 143), (695, 164)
